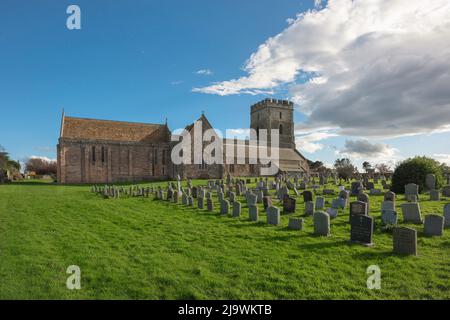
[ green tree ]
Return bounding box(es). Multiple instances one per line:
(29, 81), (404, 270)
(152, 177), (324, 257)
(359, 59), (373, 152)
(334, 158), (357, 182)
(391, 156), (444, 193)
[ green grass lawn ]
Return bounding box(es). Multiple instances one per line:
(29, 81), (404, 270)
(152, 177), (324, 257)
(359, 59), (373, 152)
(0, 179), (449, 299)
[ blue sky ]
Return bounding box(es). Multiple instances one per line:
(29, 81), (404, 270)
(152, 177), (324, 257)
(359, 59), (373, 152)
(1, 0), (450, 170)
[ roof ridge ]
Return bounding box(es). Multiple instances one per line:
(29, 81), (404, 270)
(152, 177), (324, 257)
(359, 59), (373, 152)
(64, 116), (164, 127)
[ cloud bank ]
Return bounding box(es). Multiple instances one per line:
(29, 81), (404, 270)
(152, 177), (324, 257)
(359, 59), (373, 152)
(194, 0), (450, 138)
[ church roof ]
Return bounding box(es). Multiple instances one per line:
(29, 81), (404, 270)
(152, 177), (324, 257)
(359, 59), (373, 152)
(60, 116), (168, 143)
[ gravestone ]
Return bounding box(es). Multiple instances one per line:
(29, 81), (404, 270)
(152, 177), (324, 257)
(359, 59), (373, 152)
(315, 197), (325, 210)
(444, 204), (450, 228)
(424, 214), (444, 236)
(349, 201), (368, 222)
(370, 189), (382, 195)
(232, 201), (241, 217)
(384, 191), (396, 205)
(429, 190), (440, 201)
(197, 197), (204, 209)
(283, 196), (296, 214)
(323, 189), (334, 195)
(393, 227), (417, 256)
(405, 183), (419, 201)
(426, 174), (436, 190)
(327, 208), (339, 219)
(302, 190), (313, 203)
(357, 192), (370, 212)
(187, 196), (194, 206)
(442, 185), (450, 197)
(401, 203), (422, 224)
(351, 182), (363, 196)
(350, 215), (374, 246)
(381, 210), (397, 225)
(267, 206), (281, 225)
(181, 193), (188, 205)
(207, 198), (214, 212)
(247, 193), (257, 207)
(256, 190), (264, 203)
(313, 211), (330, 236)
(263, 196), (272, 211)
(305, 201), (315, 216)
(288, 218), (304, 230)
(366, 182), (375, 190)
(229, 192), (236, 203)
(249, 205), (258, 222)
(220, 199), (230, 215)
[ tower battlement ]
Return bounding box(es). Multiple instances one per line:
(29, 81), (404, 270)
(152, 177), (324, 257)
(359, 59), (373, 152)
(251, 98), (294, 113)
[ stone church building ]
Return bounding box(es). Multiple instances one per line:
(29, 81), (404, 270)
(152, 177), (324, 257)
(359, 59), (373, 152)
(57, 98), (309, 183)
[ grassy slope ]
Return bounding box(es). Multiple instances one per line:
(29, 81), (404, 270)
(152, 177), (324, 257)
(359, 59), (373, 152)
(0, 180), (449, 300)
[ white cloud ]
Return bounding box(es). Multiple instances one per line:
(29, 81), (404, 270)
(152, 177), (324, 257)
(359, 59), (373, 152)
(338, 139), (398, 162)
(29, 156), (56, 162)
(194, 0), (450, 138)
(195, 69), (213, 76)
(433, 153), (450, 165)
(295, 131), (337, 153)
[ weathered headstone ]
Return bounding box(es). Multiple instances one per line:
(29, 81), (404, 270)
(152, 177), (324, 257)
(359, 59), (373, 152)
(315, 197), (325, 210)
(429, 189), (440, 201)
(302, 190), (313, 203)
(220, 199), (229, 215)
(401, 203), (422, 224)
(384, 191), (396, 205)
(288, 218), (303, 230)
(350, 214), (374, 246)
(381, 210), (397, 225)
(283, 196), (296, 214)
(263, 196), (272, 211)
(313, 211), (330, 236)
(187, 196), (194, 206)
(197, 197), (204, 209)
(426, 174), (436, 190)
(351, 182), (363, 196)
(247, 193), (257, 207)
(442, 185), (450, 197)
(405, 183), (419, 201)
(207, 198), (214, 212)
(349, 201), (368, 222)
(357, 192), (370, 212)
(444, 204), (450, 228)
(267, 206), (281, 225)
(393, 227), (417, 256)
(424, 214), (444, 236)
(249, 205), (258, 222)
(232, 201), (241, 217)
(326, 207), (339, 219)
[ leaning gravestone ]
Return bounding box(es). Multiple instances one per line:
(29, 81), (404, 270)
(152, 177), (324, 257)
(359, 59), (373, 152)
(349, 201), (368, 222)
(249, 205), (258, 222)
(220, 199), (229, 215)
(445, 204), (450, 228)
(283, 196), (296, 214)
(426, 174), (436, 190)
(314, 211), (330, 236)
(401, 203), (422, 224)
(288, 218), (304, 230)
(393, 227), (417, 256)
(315, 197), (325, 210)
(350, 214), (374, 246)
(424, 214), (444, 236)
(232, 201), (241, 217)
(405, 183), (419, 202)
(267, 206), (281, 225)
(305, 201), (315, 216)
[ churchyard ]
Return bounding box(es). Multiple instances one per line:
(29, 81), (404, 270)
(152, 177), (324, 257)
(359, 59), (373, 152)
(0, 176), (449, 299)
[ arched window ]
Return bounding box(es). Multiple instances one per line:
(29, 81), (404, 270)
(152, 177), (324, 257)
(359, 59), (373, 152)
(279, 124), (283, 135)
(279, 112), (282, 119)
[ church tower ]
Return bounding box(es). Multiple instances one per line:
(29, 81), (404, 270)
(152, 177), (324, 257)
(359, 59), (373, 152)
(250, 98), (295, 149)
